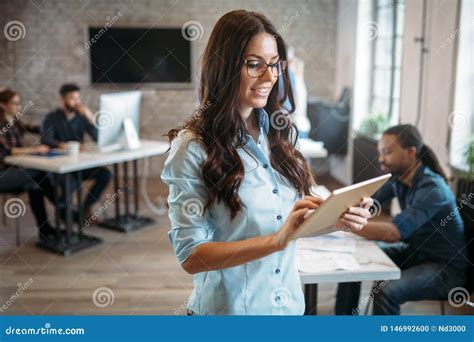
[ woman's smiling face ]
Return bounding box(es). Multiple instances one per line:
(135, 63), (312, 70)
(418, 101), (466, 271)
(239, 32), (280, 115)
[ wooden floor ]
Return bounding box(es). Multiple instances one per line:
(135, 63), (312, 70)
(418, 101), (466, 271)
(0, 176), (471, 315)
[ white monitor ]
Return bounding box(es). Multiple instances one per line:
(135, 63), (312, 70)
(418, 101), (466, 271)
(97, 91), (142, 150)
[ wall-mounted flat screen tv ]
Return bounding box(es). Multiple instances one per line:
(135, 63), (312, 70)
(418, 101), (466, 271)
(89, 27), (191, 84)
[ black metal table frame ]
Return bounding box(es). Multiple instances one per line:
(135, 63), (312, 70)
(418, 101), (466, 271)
(98, 160), (155, 232)
(304, 283), (318, 315)
(36, 159), (155, 256)
(36, 170), (101, 256)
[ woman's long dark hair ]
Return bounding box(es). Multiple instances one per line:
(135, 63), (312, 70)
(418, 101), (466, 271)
(0, 89), (33, 136)
(0, 89), (17, 124)
(166, 10), (315, 219)
(384, 124), (447, 182)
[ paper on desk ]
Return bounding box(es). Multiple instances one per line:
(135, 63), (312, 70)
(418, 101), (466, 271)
(297, 236), (356, 253)
(324, 231), (351, 239)
(296, 250), (360, 273)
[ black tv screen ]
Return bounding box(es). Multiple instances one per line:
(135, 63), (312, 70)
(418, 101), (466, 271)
(89, 27), (191, 84)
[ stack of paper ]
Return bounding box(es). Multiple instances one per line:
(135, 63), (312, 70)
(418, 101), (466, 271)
(297, 237), (356, 254)
(296, 250), (360, 273)
(296, 234), (360, 273)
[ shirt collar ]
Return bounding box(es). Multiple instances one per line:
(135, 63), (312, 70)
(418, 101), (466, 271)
(58, 108), (79, 120)
(257, 108), (270, 134)
(240, 108), (270, 146)
(412, 164), (426, 184)
(395, 164), (426, 188)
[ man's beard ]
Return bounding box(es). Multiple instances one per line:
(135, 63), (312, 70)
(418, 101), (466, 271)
(381, 164), (403, 177)
(64, 104), (76, 112)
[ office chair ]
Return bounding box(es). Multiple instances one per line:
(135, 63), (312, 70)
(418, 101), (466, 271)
(1, 190), (27, 247)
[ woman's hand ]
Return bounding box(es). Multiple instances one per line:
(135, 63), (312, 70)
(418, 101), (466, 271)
(334, 197), (373, 232)
(30, 145), (50, 154)
(272, 195), (324, 251)
(12, 145), (50, 155)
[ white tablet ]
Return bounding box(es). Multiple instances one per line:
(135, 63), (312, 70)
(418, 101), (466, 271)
(290, 173), (392, 240)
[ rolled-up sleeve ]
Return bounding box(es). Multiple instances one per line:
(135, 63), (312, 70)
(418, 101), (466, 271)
(392, 180), (448, 240)
(161, 131), (212, 263)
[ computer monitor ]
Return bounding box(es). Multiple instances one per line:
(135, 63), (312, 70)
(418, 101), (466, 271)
(97, 91), (141, 150)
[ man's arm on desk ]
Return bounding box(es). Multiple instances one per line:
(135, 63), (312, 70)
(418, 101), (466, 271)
(354, 220), (401, 242)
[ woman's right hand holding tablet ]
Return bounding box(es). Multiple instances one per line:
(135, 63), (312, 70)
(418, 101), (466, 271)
(272, 196), (323, 250)
(271, 196), (373, 251)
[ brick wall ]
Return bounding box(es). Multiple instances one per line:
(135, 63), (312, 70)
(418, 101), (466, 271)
(0, 0), (338, 176)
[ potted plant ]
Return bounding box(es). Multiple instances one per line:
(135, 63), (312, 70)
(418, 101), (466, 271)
(356, 112), (389, 139)
(464, 134), (474, 180)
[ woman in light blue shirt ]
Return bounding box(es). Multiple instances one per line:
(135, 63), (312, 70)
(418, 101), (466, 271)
(161, 10), (372, 315)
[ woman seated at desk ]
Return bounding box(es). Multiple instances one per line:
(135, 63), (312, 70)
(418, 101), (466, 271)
(0, 89), (56, 240)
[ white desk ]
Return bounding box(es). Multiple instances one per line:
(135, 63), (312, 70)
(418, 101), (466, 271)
(5, 140), (169, 174)
(297, 233), (401, 315)
(299, 138), (328, 159)
(4, 139), (169, 256)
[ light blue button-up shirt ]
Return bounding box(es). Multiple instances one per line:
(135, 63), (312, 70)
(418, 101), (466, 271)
(161, 109), (305, 315)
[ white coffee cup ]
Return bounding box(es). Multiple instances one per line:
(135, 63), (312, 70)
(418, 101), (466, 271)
(67, 141), (80, 157)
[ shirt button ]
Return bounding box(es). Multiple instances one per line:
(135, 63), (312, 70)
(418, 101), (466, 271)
(272, 189), (278, 194)
(276, 215), (282, 220)
(258, 140), (261, 144)
(263, 164), (269, 169)
(275, 268), (280, 274)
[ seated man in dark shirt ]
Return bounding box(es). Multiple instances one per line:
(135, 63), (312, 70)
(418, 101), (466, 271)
(336, 124), (467, 315)
(41, 83), (112, 222)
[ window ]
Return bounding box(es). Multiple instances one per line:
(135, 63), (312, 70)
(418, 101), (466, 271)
(353, 0), (406, 136)
(449, 0), (474, 172)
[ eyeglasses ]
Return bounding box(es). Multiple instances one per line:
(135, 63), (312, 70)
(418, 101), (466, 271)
(243, 60), (287, 78)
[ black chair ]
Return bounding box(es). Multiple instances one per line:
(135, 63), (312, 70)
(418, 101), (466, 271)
(307, 88), (351, 156)
(1, 189), (27, 247)
(436, 178), (473, 314)
(0, 175), (46, 246)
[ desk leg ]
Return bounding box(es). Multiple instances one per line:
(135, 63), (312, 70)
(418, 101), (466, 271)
(64, 173), (73, 242)
(98, 160), (154, 232)
(123, 161), (130, 218)
(304, 284), (318, 315)
(133, 159), (140, 217)
(36, 172), (102, 256)
(113, 164), (120, 219)
(76, 171), (84, 234)
(53, 173), (61, 240)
